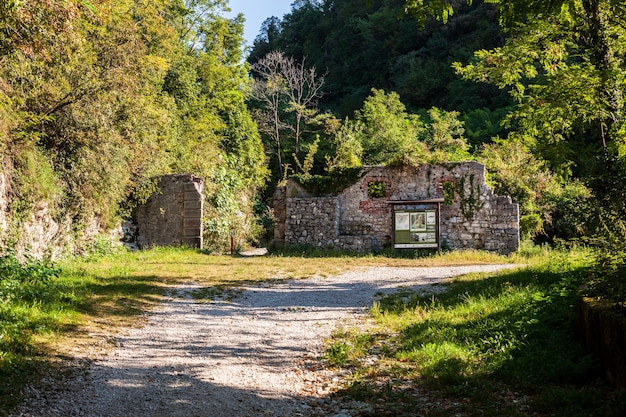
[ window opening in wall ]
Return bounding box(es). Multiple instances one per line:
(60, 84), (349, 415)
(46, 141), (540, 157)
(367, 181), (387, 198)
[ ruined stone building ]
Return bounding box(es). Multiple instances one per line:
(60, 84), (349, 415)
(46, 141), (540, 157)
(134, 174), (204, 249)
(272, 162), (519, 254)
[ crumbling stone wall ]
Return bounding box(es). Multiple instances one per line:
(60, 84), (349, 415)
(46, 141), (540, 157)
(134, 174), (204, 249)
(275, 163), (519, 254)
(284, 197), (339, 247)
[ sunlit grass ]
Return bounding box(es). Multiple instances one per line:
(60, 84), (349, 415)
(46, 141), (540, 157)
(325, 246), (626, 416)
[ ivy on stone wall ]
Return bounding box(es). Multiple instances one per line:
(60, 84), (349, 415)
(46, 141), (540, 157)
(443, 181), (455, 206)
(458, 174), (484, 220)
(367, 181), (387, 198)
(291, 167), (363, 196)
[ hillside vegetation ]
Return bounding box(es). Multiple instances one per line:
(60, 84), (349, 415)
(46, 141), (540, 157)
(0, 0), (266, 254)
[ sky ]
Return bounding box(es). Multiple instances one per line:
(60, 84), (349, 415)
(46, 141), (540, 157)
(227, 0), (294, 47)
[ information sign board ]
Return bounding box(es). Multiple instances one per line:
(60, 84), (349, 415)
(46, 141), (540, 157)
(393, 206), (439, 249)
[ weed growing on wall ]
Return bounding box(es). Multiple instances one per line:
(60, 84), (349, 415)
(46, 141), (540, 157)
(292, 167), (363, 196)
(458, 174), (484, 219)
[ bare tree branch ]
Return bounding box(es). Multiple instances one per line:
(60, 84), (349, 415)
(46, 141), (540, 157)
(251, 51), (325, 176)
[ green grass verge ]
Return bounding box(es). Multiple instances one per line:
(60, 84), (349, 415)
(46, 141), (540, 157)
(324, 247), (626, 416)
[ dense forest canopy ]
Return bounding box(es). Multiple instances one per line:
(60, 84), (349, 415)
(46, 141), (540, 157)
(249, 0), (510, 117)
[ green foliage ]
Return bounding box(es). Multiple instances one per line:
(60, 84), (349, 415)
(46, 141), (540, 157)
(334, 89), (473, 168)
(324, 330), (375, 367)
(291, 167), (363, 197)
(458, 173), (484, 220)
(80, 235), (125, 259)
(421, 107), (471, 162)
(0, 0), (267, 251)
(477, 138), (590, 239)
(326, 117), (364, 170)
(543, 181), (591, 240)
(367, 181), (387, 199)
(203, 162), (264, 252)
(443, 181), (455, 205)
(0, 252), (65, 408)
(462, 106), (511, 149)
(452, 11), (617, 178)
(0, 253), (60, 304)
(356, 89), (427, 166)
(250, 0), (507, 116)
(11, 145), (62, 214)
(324, 341), (352, 366)
(329, 249), (624, 416)
(519, 213), (544, 239)
(293, 137), (320, 180)
(289, 89), (475, 196)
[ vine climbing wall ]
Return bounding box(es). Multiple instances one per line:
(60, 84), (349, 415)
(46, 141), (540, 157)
(275, 162), (519, 254)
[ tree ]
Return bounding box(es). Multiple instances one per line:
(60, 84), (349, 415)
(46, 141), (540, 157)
(406, 0), (626, 170)
(250, 51), (289, 178)
(251, 50), (325, 178)
(250, 16), (282, 58)
(356, 89), (427, 166)
(282, 55), (325, 159)
(420, 107), (470, 162)
(328, 89), (471, 167)
(0, 0), (268, 252)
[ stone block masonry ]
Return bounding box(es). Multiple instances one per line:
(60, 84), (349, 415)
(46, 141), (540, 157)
(134, 174), (204, 249)
(285, 197), (339, 248)
(274, 163), (519, 254)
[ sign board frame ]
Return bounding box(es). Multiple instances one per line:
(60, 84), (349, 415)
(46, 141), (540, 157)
(389, 199), (443, 252)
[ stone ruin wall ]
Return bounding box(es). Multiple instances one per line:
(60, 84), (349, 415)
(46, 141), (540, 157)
(134, 174), (204, 249)
(0, 167), (205, 258)
(275, 163), (519, 254)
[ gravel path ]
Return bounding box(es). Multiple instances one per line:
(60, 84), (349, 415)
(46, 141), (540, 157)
(12, 264), (519, 417)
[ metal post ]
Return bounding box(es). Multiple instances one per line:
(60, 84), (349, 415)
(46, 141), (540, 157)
(437, 202), (441, 255)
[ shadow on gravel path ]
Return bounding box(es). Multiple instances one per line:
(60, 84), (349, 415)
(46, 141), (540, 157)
(11, 264), (520, 417)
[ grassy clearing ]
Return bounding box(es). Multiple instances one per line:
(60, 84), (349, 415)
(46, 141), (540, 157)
(323, 247), (626, 416)
(0, 245), (514, 413)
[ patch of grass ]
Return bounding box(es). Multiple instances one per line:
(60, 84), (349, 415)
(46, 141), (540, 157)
(326, 246), (626, 416)
(324, 328), (375, 367)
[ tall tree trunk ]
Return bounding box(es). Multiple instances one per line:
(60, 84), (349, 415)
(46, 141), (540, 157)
(584, 0), (623, 152)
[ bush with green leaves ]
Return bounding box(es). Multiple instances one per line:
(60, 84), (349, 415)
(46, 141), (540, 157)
(478, 138), (590, 241)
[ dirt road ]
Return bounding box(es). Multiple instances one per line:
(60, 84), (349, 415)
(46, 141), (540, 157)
(12, 265), (519, 417)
